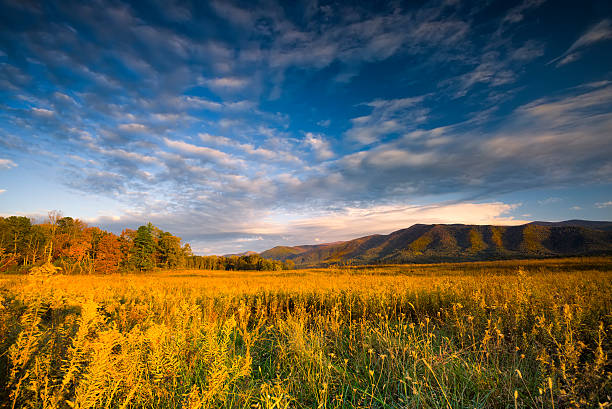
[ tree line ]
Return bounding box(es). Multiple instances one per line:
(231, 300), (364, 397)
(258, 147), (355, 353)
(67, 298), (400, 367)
(0, 212), (291, 274)
(185, 254), (294, 271)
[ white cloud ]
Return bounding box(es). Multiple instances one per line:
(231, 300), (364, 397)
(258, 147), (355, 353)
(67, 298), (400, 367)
(163, 137), (241, 167)
(257, 202), (527, 244)
(554, 19), (612, 66)
(323, 84), (612, 203)
(538, 197), (562, 205)
(595, 201), (612, 208)
(511, 40), (545, 61)
(31, 107), (54, 117)
(304, 132), (334, 160)
(234, 236), (264, 242)
(345, 96), (428, 145)
(201, 76), (248, 89)
(199, 132), (300, 162)
(153, 113), (183, 122)
(53, 92), (77, 104)
(565, 19), (612, 54)
(0, 159), (17, 169)
(95, 146), (156, 164)
(183, 96), (253, 112)
(449, 51), (517, 98)
(501, 0), (545, 25)
(118, 123), (147, 132)
(365, 149), (437, 168)
(0, 189), (5, 194)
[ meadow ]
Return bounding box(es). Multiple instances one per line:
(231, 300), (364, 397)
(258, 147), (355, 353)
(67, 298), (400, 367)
(0, 258), (610, 408)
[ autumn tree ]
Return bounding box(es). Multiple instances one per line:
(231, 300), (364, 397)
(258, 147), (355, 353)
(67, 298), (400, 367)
(94, 233), (122, 274)
(53, 217), (96, 274)
(119, 228), (136, 269)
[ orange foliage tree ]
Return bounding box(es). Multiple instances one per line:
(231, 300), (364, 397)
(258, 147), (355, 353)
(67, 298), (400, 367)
(95, 233), (122, 274)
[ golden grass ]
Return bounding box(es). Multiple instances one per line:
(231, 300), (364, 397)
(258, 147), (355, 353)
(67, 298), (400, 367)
(0, 257), (610, 408)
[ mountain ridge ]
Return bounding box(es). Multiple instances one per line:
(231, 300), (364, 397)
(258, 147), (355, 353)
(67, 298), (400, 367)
(259, 220), (612, 267)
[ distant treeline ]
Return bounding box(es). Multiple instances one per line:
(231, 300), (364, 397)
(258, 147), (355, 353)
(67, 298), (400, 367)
(0, 212), (289, 274)
(185, 254), (294, 271)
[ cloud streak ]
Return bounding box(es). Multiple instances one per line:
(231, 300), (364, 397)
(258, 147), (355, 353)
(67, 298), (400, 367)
(553, 19), (612, 66)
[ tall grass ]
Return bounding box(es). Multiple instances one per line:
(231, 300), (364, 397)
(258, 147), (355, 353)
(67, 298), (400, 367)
(0, 258), (610, 408)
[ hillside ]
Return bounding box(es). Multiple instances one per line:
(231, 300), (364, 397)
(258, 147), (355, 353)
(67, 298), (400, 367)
(222, 250), (259, 257)
(260, 221), (612, 267)
(528, 220), (612, 231)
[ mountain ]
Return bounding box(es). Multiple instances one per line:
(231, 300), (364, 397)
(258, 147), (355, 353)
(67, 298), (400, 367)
(222, 250), (259, 257)
(259, 221), (612, 267)
(528, 220), (612, 232)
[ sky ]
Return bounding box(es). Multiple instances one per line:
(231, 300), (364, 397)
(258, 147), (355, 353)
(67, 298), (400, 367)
(0, 0), (611, 255)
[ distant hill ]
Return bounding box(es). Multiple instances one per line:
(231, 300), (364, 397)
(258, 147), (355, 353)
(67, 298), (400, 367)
(222, 250), (259, 257)
(528, 220), (612, 232)
(259, 221), (612, 267)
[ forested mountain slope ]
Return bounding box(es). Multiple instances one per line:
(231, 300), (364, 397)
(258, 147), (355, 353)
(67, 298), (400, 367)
(260, 221), (612, 267)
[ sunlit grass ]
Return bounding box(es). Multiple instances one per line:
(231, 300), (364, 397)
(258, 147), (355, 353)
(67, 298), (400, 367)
(0, 258), (610, 408)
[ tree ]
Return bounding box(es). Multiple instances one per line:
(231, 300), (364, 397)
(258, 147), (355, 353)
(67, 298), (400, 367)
(2, 216), (32, 265)
(119, 229), (136, 269)
(131, 224), (156, 271)
(45, 210), (62, 263)
(24, 225), (47, 267)
(54, 217), (94, 274)
(157, 232), (183, 269)
(95, 233), (122, 274)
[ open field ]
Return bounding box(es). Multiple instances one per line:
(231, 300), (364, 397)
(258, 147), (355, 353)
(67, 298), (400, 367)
(1, 258), (610, 408)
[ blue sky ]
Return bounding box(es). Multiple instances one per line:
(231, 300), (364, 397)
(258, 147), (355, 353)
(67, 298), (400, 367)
(1, 0), (611, 254)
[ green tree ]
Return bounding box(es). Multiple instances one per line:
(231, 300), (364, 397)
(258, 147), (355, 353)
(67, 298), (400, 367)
(157, 231), (183, 269)
(131, 223), (156, 272)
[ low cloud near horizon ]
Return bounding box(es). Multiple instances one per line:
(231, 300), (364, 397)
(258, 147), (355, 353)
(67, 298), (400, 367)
(81, 201), (527, 255)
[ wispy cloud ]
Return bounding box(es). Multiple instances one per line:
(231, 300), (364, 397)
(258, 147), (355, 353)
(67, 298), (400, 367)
(118, 123), (148, 132)
(345, 96), (428, 145)
(200, 76), (249, 90)
(595, 201), (612, 208)
(31, 107), (54, 117)
(501, 0), (546, 25)
(552, 19), (612, 66)
(303, 133), (334, 161)
(163, 137), (242, 168)
(0, 159), (17, 169)
(254, 202), (527, 247)
(198, 132), (299, 162)
(538, 197), (562, 205)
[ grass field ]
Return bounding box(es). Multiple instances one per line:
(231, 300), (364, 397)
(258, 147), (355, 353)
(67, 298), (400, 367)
(1, 258), (610, 408)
